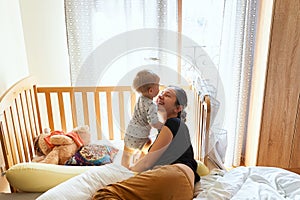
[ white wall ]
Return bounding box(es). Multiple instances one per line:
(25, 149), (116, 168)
(0, 0), (29, 96)
(0, 0), (70, 94)
(0, 0), (70, 166)
(19, 0), (70, 86)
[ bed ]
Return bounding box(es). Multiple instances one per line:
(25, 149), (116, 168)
(1, 76), (300, 200)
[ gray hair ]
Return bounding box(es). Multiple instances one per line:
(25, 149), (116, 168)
(168, 85), (187, 122)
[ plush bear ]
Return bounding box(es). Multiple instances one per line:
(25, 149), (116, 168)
(32, 126), (91, 165)
(32, 132), (52, 162)
(72, 125), (91, 146)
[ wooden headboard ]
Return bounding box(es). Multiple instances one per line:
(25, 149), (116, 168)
(0, 76), (41, 170)
(0, 76), (211, 171)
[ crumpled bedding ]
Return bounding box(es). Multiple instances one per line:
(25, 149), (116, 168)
(33, 164), (300, 200)
(194, 166), (300, 200)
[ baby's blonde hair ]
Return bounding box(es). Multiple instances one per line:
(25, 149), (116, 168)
(132, 69), (160, 93)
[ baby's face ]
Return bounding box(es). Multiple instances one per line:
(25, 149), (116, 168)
(151, 83), (160, 98)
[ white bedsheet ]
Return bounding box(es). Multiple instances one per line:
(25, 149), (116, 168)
(194, 166), (300, 200)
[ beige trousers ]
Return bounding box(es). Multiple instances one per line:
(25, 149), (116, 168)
(92, 164), (194, 200)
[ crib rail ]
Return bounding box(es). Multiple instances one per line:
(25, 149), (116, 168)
(194, 92), (211, 163)
(36, 86), (136, 140)
(37, 85), (211, 162)
(0, 76), (211, 172)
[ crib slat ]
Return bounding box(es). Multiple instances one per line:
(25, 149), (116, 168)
(70, 91), (78, 128)
(194, 91), (197, 159)
(82, 92), (90, 127)
(119, 92), (125, 139)
(57, 92), (67, 131)
(199, 96), (204, 161)
(26, 89), (39, 139)
(194, 92), (200, 160)
(15, 96), (30, 162)
(45, 92), (54, 131)
(204, 95), (211, 165)
(33, 85), (43, 135)
(94, 92), (102, 140)
(0, 116), (14, 167)
(29, 88), (41, 136)
(106, 92), (113, 140)
(130, 92), (136, 115)
(11, 103), (27, 163)
(6, 109), (19, 164)
(0, 121), (10, 168)
(20, 91), (34, 159)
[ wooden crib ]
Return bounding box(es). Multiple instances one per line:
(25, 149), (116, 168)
(0, 76), (210, 175)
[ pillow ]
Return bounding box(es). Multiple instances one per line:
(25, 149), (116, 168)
(5, 162), (96, 192)
(196, 160), (210, 176)
(65, 144), (119, 166)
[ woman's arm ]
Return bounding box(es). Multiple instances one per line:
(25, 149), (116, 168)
(129, 125), (173, 172)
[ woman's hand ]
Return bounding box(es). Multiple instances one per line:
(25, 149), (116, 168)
(128, 126), (173, 172)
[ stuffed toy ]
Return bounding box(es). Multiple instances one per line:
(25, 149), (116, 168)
(32, 125), (91, 165)
(72, 125), (91, 146)
(32, 132), (52, 162)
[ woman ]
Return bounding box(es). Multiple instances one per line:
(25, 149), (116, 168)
(93, 85), (200, 200)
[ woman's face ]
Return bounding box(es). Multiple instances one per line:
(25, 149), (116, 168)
(156, 87), (180, 118)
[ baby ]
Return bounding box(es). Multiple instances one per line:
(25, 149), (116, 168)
(121, 69), (164, 168)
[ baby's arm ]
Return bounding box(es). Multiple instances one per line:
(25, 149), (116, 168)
(151, 120), (164, 130)
(147, 103), (164, 130)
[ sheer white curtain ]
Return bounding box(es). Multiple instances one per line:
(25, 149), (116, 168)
(182, 0), (258, 168)
(65, 0), (258, 168)
(219, 0), (258, 167)
(178, 0), (257, 168)
(65, 0), (180, 140)
(65, 0), (177, 86)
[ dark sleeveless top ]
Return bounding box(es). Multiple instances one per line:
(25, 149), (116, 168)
(149, 117), (200, 183)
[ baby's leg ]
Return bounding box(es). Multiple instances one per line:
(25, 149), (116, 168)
(124, 136), (150, 165)
(140, 138), (152, 158)
(121, 146), (135, 169)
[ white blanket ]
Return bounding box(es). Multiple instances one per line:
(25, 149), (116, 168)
(194, 166), (300, 200)
(37, 165), (300, 200)
(36, 163), (134, 200)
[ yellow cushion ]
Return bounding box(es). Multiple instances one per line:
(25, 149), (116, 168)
(5, 162), (95, 192)
(6, 161), (210, 192)
(196, 160), (210, 176)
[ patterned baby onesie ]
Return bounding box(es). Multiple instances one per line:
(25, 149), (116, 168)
(124, 95), (160, 149)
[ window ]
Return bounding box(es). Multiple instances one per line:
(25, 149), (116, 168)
(65, 0), (258, 167)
